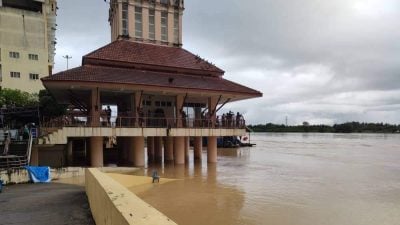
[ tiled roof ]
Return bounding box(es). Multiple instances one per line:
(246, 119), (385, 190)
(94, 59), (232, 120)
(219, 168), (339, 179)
(43, 65), (262, 96)
(83, 40), (224, 75)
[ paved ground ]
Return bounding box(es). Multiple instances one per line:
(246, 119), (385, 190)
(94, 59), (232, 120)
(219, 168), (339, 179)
(0, 183), (95, 225)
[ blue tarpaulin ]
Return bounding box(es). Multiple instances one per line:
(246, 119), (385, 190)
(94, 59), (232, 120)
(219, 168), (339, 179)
(25, 166), (51, 183)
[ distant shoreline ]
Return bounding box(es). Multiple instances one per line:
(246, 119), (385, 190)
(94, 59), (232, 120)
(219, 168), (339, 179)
(251, 131), (400, 134)
(248, 122), (400, 134)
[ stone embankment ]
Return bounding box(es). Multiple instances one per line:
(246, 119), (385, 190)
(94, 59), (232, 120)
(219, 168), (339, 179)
(86, 168), (177, 225)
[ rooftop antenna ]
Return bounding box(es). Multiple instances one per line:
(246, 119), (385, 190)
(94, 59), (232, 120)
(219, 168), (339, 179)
(62, 55), (72, 70)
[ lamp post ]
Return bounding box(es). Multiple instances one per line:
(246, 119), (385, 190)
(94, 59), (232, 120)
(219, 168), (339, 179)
(63, 55), (72, 70)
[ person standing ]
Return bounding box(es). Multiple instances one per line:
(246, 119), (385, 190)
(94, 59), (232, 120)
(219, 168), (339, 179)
(106, 106), (112, 126)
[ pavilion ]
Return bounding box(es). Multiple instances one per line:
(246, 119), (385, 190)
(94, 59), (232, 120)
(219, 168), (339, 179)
(37, 0), (262, 168)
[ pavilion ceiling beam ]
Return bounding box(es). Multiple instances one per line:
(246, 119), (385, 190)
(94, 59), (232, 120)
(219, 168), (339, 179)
(137, 90), (144, 110)
(211, 95), (223, 116)
(179, 93), (188, 112)
(216, 98), (231, 113)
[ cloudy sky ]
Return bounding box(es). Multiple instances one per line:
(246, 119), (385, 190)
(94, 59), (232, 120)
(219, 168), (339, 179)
(54, 0), (400, 125)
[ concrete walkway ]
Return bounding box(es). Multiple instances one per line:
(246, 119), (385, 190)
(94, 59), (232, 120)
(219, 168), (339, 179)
(0, 183), (94, 225)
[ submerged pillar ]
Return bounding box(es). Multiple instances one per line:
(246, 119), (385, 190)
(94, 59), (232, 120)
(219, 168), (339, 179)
(184, 136), (190, 163)
(164, 137), (174, 161)
(90, 137), (103, 167)
(129, 137), (145, 167)
(173, 136), (185, 164)
(154, 137), (163, 163)
(147, 137), (155, 163)
(207, 136), (217, 163)
(194, 137), (202, 161)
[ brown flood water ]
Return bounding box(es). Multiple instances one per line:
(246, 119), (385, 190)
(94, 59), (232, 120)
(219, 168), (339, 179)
(130, 133), (400, 225)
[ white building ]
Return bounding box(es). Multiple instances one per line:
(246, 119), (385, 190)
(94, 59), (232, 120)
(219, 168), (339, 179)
(0, 0), (57, 93)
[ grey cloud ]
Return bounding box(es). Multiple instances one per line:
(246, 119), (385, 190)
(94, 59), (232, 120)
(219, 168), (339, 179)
(54, 0), (400, 124)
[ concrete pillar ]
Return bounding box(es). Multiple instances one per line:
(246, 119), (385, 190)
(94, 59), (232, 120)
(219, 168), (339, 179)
(207, 136), (217, 163)
(67, 140), (73, 166)
(154, 137), (163, 163)
(194, 137), (202, 161)
(90, 137), (103, 167)
(133, 92), (141, 127)
(155, 9), (161, 42)
(90, 88), (101, 127)
(184, 136), (190, 163)
(147, 137), (155, 163)
(167, 7), (174, 44)
(176, 95), (184, 128)
(173, 136), (185, 164)
(142, 4), (149, 40)
(207, 162), (217, 183)
(208, 96), (218, 128)
(194, 107), (202, 127)
(129, 137), (145, 167)
(117, 137), (128, 165)
(164, 137), (174, 161)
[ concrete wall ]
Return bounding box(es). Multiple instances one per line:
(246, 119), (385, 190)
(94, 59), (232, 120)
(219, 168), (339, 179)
(85, 168), (177, 225)
(0, 167), (85, 185)
(0, 167), (138, 185)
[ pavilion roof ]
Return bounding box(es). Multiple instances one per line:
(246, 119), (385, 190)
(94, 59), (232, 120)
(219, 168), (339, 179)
(82, 40), (224, 76)
(42, 65), (262, 97)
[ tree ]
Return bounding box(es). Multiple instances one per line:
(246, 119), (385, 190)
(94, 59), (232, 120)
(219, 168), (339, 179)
(0, 88), (38, 107)
(39, 90), (67, 120)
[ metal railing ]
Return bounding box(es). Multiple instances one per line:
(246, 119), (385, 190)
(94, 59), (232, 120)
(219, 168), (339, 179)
(41, 115), (246, 130)
(0, 132), (30, 171)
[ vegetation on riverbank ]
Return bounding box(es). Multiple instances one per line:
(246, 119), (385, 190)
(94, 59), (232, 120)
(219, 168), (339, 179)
(248, 122), (400, 133)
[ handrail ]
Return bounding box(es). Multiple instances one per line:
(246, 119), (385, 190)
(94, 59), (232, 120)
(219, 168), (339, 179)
(41, 115), (246, 130)
(27, 132), (33, 165)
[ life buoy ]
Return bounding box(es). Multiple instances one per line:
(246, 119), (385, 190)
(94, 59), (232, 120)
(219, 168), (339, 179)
(242, 136), (248, 141)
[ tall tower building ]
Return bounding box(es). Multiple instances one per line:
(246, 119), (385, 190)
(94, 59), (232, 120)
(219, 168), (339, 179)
(109, 0), (183, 46)
(0, 0), (57, 93)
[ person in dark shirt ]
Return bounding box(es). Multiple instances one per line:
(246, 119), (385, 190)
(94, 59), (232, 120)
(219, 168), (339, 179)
(106, 106), (112, 125)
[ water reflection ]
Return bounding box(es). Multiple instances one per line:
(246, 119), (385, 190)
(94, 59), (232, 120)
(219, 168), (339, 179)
(132, 153), (249, 225)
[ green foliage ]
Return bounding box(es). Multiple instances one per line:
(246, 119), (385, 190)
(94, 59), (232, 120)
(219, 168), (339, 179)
(0, 88), (39, 107)
(38, 89), (67, 119)
(248, 122), (400, 133)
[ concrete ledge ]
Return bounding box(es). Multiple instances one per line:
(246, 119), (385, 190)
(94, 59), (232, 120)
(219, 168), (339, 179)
(85, 168), (177, 225)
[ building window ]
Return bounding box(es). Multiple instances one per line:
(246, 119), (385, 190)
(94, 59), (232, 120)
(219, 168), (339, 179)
(122, 2), (129, 36)
(160, 0), (169, 5)
(142, 100), (151, 106)
(161, 11), (168, 42)
(174, 12), (179, 43)
(29, 54), (39, 61)
(135, 7), (143, 38)
(29, 73), (39, 80)
(9, 52), (20, 59)
(10, 72), (20, 78)
(149, 9), (155, 40)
